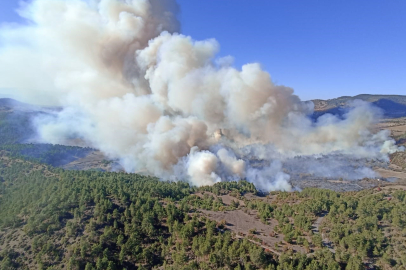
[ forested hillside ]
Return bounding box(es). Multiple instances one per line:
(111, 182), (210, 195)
(0, 153), (405, 270)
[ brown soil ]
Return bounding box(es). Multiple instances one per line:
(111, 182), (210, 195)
(194, 192), (246, 206)
(219, 194), (245, 206)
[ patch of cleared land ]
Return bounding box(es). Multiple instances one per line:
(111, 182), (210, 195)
(375, 168), (406, 181)
(375, 117), (406, 135)
(62, 150), (118, 171)
(201, 209), (306, 254)
(291, 178), (382, 192)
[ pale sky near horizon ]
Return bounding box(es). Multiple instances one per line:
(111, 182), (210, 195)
(1, 0), (405, 100)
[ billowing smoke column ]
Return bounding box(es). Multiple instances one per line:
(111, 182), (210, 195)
(0, 0), (403, 191)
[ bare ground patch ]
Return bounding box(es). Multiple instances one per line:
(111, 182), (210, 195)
(194, 192), (246, 206)
(219, 194), (245, 206)
(375, 168), (406, 180)
(62, 150), (115, 171)
(200, 209), (306, 254)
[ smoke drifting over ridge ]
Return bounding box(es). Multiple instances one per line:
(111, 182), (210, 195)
(0, 0), (403, 191)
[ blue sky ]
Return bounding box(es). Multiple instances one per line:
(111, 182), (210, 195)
(1, 0), (405, 100)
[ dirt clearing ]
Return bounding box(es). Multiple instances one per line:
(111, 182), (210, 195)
(201, 209), (306, 254)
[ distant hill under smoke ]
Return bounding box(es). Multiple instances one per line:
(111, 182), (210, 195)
(312, 94), (406, 118)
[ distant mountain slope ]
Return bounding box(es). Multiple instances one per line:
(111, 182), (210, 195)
(0, 98), (38, 111)
(0, 98), (93, 167)
(0, 99), (39, 144)
(312, 94), (406, 118)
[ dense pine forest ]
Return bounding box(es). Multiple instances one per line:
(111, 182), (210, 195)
(0, 152), (405, 270)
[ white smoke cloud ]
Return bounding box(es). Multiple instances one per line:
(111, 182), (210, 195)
(246, 161), (292, 192)
(217, 148), (245, 178)
(187, 148), (221, 187)
(0, 0), (403, 191)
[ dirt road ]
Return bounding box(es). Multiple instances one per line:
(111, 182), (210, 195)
(312, 212), (335, 253)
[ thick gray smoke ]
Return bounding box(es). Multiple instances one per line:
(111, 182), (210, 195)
(0, 0), (403, 191)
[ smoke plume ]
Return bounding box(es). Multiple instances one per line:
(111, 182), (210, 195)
(0, 0), (403, 191)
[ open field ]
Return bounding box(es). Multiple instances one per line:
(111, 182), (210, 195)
(375, 117), (406, 137)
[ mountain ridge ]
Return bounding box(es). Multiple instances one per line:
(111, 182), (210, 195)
(311, 94), (406, 118)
